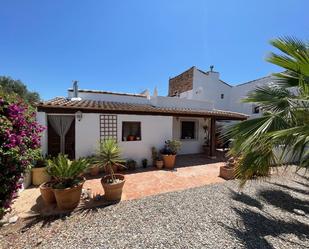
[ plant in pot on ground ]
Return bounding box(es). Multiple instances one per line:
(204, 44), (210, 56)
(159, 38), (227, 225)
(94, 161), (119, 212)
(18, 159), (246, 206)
(142, 158), (148, 168)
(219, 157), (237, 180)
(32, 154), (51, 186)
(160, 140), (182, 169)
(46, 154), (90, 210)
(126, 159), (137, 171)
(95, 139), (126, 201)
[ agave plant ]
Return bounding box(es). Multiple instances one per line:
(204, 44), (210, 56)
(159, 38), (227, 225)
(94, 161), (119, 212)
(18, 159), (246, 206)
(95, 139), (125, 182)
(225, 37), (309, 185)
(47, 154), (90, 188)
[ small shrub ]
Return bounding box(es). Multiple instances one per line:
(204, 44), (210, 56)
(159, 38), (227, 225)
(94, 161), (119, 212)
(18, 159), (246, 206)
(160, 140), (182, 155)
(47, 154), (91, 189)
(126, 159), (137, 170)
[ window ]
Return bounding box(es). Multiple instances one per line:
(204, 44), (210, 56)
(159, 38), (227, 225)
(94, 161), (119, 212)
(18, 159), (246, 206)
(100, 115), (117, 141)
(122, 122), (141, 141)
(181, 121), (196, 140)
(221, 94), (224, 99)
(252, 105), (260, 114)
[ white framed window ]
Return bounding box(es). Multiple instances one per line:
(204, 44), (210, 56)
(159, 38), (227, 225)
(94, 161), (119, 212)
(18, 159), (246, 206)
(122, 122), (141, 141)
(181, 120), (197, 140)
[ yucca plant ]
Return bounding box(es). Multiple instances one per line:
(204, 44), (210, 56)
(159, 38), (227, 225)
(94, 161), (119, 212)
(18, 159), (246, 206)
(47, 154), (91, 189)
(225, 37), (309, 186)
(94, 139), (125, 183)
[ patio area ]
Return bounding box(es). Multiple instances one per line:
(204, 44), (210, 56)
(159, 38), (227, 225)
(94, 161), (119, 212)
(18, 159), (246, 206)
(11, 153), (227, 218)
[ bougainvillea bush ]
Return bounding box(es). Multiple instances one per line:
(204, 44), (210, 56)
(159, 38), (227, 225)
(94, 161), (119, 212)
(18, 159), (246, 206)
(0, 95), (44, 217)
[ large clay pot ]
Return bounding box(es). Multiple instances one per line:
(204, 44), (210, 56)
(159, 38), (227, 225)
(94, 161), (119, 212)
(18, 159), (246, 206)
(101, 174), (125, 201)
(162, 155), (176, 169)
(53, 180), (84, 210)
(90, 165), (100, 176)
(40, 182), (56, 205)
(219, 166), (235, 180)
(32, 167), (51, 186)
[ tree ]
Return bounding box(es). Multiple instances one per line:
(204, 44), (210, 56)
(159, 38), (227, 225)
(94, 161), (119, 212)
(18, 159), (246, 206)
(0, 76), (40, 104)
(225, 37), (309, 185)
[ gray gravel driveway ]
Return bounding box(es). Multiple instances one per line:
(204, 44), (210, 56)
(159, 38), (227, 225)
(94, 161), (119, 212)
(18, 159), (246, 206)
(1, 168), (309, 249)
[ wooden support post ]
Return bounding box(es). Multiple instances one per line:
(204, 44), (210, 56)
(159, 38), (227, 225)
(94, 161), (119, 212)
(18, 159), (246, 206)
(209, 117), (216, 159)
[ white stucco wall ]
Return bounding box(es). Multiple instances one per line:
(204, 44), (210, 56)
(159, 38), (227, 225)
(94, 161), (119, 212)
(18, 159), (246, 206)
(191, 68), (232, 110)
(74, 113), (173, 166)
(75, 113), (100, 158)
(117, 115), (173, 165)
(229, 76), (273, 117)
(36, 112), (48, 156)
(172, 117), (208, 154)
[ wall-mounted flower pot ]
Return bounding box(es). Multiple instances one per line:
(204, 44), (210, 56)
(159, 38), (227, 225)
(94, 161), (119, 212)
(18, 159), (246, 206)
(162, 155), (176, 169)
(32, 167), (51, 186)
(53, 180), (84, 210)
(101, 174), (125, 201)
(40, 182), (56, 205)
(219, 166), (235, 180)
(90, 165), (100, 176)
(155, 160), (164, 169)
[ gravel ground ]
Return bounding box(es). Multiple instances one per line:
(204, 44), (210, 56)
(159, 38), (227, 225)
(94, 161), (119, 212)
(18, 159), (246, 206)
(1, 168), (309, 249)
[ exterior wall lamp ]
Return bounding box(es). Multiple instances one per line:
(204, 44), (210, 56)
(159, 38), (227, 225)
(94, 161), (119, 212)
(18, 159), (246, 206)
(76, 111), (83, 121)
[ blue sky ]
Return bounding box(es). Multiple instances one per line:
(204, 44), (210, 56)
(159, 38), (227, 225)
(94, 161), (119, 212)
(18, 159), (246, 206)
(1, 0), (308, 100)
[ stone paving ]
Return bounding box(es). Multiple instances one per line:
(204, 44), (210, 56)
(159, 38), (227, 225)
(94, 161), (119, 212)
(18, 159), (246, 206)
(10, 153), (226, 218)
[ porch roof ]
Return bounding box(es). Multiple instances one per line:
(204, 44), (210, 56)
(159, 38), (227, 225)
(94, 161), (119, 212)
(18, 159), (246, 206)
(36, 97), (248, 120)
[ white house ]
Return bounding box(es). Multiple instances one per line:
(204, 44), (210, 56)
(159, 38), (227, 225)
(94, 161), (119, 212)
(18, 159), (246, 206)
(168, 66), (275, 118)
(36, 80), (247, 166)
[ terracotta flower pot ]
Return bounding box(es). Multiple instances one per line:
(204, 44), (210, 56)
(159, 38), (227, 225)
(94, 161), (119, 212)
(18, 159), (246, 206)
(219, 166), (235, 180)
(53, 180), (84, 210)
(127, 135), (135, 141)
(101, 174), (125, 201)
(32, 167), (51, 186)
(90, 165), (100, 176)
(155, 160), (164, 169)
(162, 155), (176, 169)
(40, 182), (56, 205)
(104, 164), (118, 174)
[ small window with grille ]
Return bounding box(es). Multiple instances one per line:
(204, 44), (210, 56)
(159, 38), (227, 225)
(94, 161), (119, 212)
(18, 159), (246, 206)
(100, 115), (117, 141)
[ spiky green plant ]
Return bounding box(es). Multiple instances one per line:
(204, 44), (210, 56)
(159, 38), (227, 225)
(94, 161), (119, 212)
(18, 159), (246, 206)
(225, 37), (309, 185)
(47, 154), (90, 188)
(95, 139), (125, 182)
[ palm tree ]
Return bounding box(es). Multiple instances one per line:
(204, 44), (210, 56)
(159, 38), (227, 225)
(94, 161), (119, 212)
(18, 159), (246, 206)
(225, 37), (309, 185)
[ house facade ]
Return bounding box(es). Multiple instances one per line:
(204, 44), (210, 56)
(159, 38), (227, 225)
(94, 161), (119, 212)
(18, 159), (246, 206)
(169, 66), (275, 118)
(36, 82), (247, 165)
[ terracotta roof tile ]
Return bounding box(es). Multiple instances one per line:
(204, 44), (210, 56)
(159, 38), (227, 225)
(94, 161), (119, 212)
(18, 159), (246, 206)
(37, 97), (248, 120)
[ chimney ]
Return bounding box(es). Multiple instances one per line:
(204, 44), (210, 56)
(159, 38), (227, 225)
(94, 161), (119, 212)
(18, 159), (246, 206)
(207, 65), (219, 80)
(71, 80), (82, 101)
(73, 80), (78, 98)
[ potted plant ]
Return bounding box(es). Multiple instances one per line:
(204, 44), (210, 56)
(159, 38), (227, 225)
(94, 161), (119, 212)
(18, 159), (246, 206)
(151, 147), (158, 166)
(95, 139), (126, 201)
(160, 140), (182, 169)
(155, 155), (164, 169)
(46, 154), (90, 210)
(126, 159), (137, 170)
(39, 181), (56, 205)
(142, 158), (148, 168)
(127, 135), (135, 141)
(219, 157), (236, 180)
(32, 155), (51, 186)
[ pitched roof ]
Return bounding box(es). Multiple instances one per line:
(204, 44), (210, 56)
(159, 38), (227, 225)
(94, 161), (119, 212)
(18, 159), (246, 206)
(37, 97), (248, 120)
